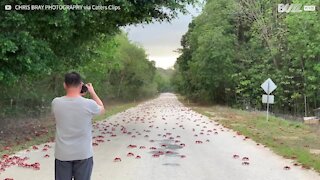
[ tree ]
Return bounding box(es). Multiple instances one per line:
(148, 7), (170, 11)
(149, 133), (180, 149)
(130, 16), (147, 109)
(173, 0), (320, 116)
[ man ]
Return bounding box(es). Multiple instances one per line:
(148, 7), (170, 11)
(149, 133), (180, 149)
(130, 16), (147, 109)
(52, 72), (105, 180)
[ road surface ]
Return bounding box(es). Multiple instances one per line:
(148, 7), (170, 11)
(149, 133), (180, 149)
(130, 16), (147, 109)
(1, 93), (319, 180)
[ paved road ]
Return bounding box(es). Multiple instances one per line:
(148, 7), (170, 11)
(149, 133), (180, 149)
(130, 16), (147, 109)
(1, 93), (319, 180)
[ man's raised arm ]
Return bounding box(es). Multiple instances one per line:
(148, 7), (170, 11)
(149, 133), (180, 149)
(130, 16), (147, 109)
(86, 83), (105, 115)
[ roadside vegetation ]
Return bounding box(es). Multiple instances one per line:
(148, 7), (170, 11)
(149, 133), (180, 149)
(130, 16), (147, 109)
(178, 95), (320, 173)
(173, 0), (320, 117)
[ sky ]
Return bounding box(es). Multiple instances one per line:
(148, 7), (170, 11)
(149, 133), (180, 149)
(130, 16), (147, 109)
(124, 5), (202, 69)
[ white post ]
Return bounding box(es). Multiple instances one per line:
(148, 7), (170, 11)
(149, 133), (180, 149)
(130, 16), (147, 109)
(266, 82), (270, 122)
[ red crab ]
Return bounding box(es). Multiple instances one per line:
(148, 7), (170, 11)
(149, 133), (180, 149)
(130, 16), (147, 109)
(127, 152), (134, 157)
(283, 166), (290, 170)
(242, 157), (249, 161)
(114, 157), (121, 162)
(135, 155), (141, 159)
(195, 141), (203, 144)
(96, 139), (104, 143)
(233, 155), (239, 159)
(44, 154), (50, 158)
(152, 154), (160, 158)
(127, 144), (137, 148)
(44, 144), (51, 148)
(31, 162), (40, 170)
(150, 147), (157, 150)
(157, 151), (164, 155)
(242, 162), (250, 166)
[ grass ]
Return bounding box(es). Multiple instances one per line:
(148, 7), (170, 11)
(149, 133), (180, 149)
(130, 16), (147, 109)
(93, 100), (144, 122)
(0, 98), (149, 157)
(178, 95), (320, 173)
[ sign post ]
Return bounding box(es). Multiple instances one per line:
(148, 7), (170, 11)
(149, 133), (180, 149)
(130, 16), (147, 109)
(261, 78), (277, 121)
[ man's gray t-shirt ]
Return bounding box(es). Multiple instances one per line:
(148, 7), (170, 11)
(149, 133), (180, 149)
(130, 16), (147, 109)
(52, 96), (100, 161)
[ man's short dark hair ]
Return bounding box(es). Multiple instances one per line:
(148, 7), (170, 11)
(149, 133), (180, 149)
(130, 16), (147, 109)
(64, 72), (82, 87)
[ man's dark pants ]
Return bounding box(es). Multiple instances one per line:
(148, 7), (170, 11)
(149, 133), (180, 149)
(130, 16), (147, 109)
(55, 157), (93, 180)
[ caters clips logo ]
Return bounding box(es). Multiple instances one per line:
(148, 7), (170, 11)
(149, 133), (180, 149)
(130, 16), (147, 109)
(278, 4), (316, 13)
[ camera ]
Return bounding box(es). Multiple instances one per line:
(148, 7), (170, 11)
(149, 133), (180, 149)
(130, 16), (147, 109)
(81, 84), (88, 93)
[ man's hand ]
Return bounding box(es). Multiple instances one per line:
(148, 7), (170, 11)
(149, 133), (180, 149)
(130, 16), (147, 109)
(85, 83), (105, 114)
(86, 83), (95, 94)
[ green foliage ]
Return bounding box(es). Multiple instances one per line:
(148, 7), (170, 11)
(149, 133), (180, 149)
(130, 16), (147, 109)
(0, 0), (197, 119)
(174, 0), (236, 103)
(155, 68), (175, 92)
(107, 34), (157, 100)
(173, 0), (320, 115)
(0, 0), (196, 83)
